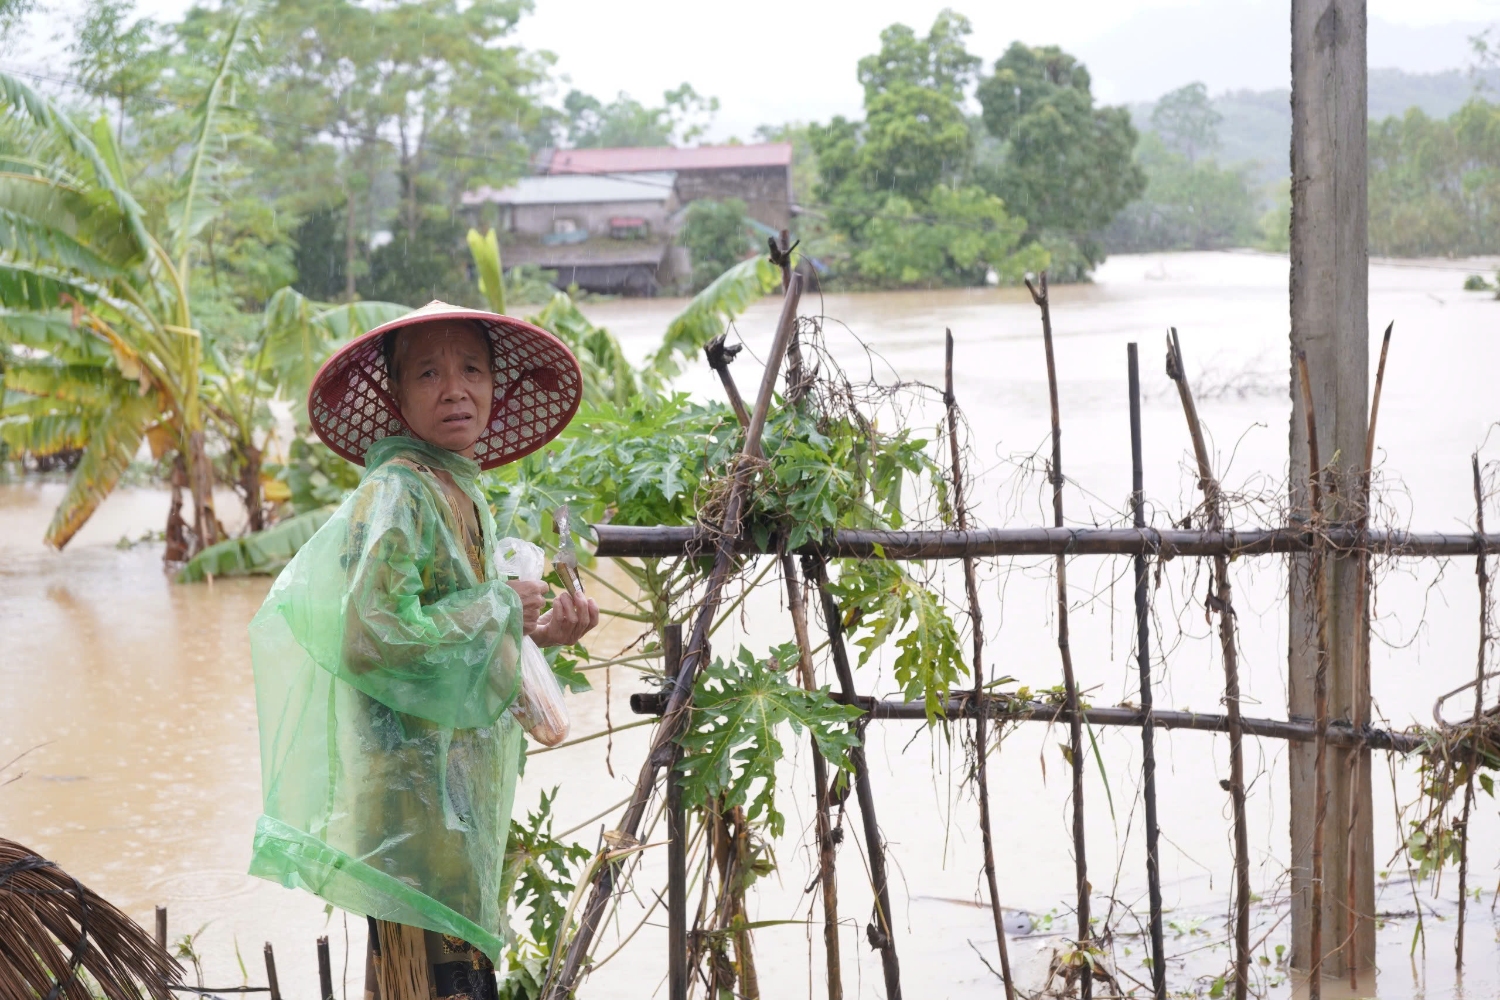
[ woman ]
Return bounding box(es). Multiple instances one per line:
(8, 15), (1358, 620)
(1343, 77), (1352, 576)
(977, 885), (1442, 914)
(247, 301), (598, 1000)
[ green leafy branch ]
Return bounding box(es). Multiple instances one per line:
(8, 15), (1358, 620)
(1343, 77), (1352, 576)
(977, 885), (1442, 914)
(676, 644), (863, 837)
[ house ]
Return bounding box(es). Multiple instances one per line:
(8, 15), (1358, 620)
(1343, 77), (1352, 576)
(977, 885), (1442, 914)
(460, 143), (796, 296)
(461, 172), (683, 295)
(536, 143), (795, 232)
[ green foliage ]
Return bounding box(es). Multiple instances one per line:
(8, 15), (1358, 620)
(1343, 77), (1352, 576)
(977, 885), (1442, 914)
(1103, 133), (1258, 252)
(975, 42), (1145, 274)
(561, 83), (719, 148)
(527, 292), (640, 408)
(1462, 272), (1496, 291)
(467, 227), (506, 313)
(649, 256), (780, 382)
(263, 436), (363, 514)
(176, 507), (334, 582)
(497, 788), (591, 1000)
(827, 559), (966, 721)
(828, 563), (966, 719)
(805, 15), (1067, 287)
(856, 9), (980, 104)
(485, 394), (740, 539)
(679, 199), (755, 292)
(291, 207), (348, 301)
(364, 213), (474, 308)
(854, 184), (1046, 287)
(1150, 82), (1222, 164)
(1369, 98), (1500, 256)
(676, 644), (863, 836)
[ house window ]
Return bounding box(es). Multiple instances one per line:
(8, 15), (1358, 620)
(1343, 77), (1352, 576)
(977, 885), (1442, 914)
(609, 216), (649, 240)
(553, 218), (578, 235)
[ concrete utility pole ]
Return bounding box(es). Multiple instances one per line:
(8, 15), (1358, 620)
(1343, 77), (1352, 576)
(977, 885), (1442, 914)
(1288, 0), (1374, 980)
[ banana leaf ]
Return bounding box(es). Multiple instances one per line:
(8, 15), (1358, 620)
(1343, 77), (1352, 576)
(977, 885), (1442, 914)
(176, 507), (334, 583)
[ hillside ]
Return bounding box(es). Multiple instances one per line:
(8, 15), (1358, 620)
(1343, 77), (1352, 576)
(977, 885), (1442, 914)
(1128, 67), (1500, 182)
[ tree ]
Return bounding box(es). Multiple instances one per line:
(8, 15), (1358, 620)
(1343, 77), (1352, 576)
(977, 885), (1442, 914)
(0, 17), (252, 554)
(561, 84), (719, 148)
(1103, 132), (1257, 252)
(679, 199), (754, 291)
(805, 13), (1038, 288)
(1151, 82), (1221, 164)
(1368, 98), (1500, 256)
(975, 42), (1145, 273)
(861, 83), (973, 200)
(856, 8), (980, 103)
(69, 0), (161, 145)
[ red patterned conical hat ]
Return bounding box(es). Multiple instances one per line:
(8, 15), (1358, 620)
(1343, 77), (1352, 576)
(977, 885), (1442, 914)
(307, 300), (583, 470)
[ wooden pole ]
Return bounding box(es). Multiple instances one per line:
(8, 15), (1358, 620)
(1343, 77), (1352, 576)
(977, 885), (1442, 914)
(1290, 0), (1373, 978)
(1456, 454), (1490, 970)
(317, 935), (334, 1000)
(1297, 353), (1332, 999)
(628, 690), (1423, 753)
(782, 554), (844, 1000)
(1166, 330), (1250, 1000)
(1343, 320), (1390, 990)
(701, 261), (841, 999)
(264, 944), (282, 1000)
(1128, 344), (1166, 1000)
(545, 274), (804, 1000)
(154, 906), (167, 950)
(806, 557), (902, 1000)
(944, 329), (1016, 1000)
(664, 625), (688, 1000)
(1025, 272), (1091, 997)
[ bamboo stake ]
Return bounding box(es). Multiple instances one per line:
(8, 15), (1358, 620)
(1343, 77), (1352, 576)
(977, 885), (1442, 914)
(1344, 321), (1391, 988)
(783, 554), (844, 1000)
(943, 329), (1016, 1000)
(155, 906), (167, 949)
(1166, 329), (1249, 1000)
(664, 625), (688, 1000)
(702, 270), (842, 1000)
(627, 691), (1424, 752)
(806, 556), (903, 1000)
(1296, 351), (1330, 999)
(593, 523), (1500, 560)
(1025, 272), (1091, 997)
(1456, 453), (1489, 970)
(317, 936), (333, 1000)
(1127, 344), (1166, 1000)
(544, 274), (804, 1000)
(263, 944), (282, 1000)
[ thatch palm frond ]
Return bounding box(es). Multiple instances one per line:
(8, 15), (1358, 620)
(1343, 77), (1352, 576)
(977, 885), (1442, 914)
(0, 838), (180, 1000)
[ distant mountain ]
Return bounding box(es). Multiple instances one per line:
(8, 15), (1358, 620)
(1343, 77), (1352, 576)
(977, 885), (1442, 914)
(1127, 67), (1500, 184)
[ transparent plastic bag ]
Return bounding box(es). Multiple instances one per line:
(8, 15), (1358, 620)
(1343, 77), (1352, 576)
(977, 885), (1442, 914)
(493, 536), (570, 746)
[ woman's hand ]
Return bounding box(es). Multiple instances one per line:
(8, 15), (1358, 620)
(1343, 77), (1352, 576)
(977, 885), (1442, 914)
(506, 580), (546, 635)
(530, 591), (600, 648)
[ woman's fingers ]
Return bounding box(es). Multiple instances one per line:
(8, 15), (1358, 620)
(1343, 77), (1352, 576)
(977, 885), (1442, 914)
(530, 593), (602, 647)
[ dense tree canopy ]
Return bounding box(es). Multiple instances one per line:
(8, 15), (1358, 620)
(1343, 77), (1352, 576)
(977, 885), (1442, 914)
(974, 42), (1145, 275)
(562, 84), (719, 148)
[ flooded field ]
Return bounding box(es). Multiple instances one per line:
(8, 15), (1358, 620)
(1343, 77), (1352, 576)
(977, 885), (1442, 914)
(3, 251), (1499, 998)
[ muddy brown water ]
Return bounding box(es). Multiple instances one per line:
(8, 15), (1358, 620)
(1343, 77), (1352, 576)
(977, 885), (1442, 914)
(3, 251), (1499, 998)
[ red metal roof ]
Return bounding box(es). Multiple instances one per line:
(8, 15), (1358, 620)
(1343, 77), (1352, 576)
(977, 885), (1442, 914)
(546, 143), (792, 175)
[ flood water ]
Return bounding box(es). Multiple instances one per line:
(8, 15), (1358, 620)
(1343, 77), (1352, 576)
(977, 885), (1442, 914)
(3, 251), (1499, 999)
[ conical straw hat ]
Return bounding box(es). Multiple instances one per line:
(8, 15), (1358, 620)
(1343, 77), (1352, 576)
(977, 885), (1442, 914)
(307, 300), (583, 470)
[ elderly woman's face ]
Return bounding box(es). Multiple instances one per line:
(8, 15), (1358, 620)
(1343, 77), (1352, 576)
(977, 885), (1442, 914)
(390, 321), (492, 457)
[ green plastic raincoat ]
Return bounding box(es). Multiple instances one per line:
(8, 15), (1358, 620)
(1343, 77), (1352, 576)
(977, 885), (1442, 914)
(248, 436), (525, 961)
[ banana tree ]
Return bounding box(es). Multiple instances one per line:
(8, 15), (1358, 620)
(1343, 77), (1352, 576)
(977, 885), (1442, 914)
(201, 286), (406, 531)
(0, 17), (248, 555)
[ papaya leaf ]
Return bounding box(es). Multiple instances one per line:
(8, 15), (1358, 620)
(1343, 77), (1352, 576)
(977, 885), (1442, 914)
(676, 644), (863, 837)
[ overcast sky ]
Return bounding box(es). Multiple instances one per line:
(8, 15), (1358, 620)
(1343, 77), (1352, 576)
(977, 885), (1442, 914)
(13, 0), (1500, 140)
